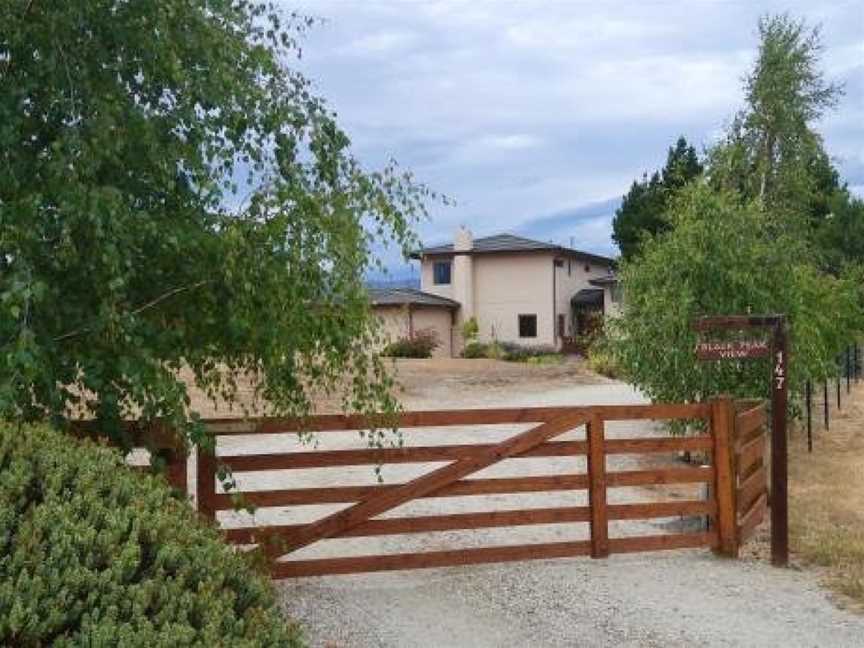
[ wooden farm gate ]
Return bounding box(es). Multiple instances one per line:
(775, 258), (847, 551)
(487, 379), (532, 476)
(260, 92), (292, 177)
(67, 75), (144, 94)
(74, 398), (770, 577)
(733, 401), (770, 548)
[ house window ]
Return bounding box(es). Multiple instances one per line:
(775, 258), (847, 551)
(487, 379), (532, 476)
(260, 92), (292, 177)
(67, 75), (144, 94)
(433, 261), (451, 285)
(610, 285), (623, 304)
(554, 259), (564, 268)
(557, 313), (565, 337)
(584, 263), (591, 273)
(518, 314), (537, 338)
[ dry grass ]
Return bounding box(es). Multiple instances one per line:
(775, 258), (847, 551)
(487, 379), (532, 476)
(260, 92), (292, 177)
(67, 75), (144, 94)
(786, 380), (864, 609)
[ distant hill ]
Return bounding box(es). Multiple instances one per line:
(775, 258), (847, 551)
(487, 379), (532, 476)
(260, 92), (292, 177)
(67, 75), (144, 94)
(365, 274), (421, 290)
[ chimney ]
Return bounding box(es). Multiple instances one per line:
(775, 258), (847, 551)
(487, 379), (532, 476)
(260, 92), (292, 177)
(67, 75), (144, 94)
(454, 225), (473, 252)
(453, 226), (474, 322)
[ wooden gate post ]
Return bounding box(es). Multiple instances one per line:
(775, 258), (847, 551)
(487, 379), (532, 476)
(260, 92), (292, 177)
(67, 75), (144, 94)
(196, 446), (218, 522)
(161, 447), (189, 495)
(587, 414), (609, 558)
(710, 397), (738, 557)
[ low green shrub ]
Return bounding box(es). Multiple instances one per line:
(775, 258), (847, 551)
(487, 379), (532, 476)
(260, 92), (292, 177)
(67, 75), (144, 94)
(460, 317), (479, 344)
(461, 341), (489, 359)
(525, 354), (565, 365)
(0, 424), (303, 647)
(498, 343), (558, 362)
(382, 328), (440, 358)
(461, 341), (561, 362)
(587, 346), (620, 378)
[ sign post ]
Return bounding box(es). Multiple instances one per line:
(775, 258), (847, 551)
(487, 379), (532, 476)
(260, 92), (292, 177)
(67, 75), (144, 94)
(693, 314), (788, 567)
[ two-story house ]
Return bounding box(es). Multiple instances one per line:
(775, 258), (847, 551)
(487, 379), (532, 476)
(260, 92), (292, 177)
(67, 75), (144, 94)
(372, 228), (616, 357)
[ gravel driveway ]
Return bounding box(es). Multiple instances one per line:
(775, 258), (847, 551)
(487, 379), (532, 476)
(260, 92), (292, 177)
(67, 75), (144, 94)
(229, 369), (862, 647)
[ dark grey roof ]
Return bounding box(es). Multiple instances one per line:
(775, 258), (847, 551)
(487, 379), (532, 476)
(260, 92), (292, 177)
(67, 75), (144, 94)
(571, 288), (605, 306)
(369, 287), (459, 309)
(589, 274), (618, 287)
(412, 233), (614, 265)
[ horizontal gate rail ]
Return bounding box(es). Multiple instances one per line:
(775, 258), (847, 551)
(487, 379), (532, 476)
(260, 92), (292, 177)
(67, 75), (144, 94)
(271, 540), (596, 578)
(225, 500), (717, 544)
(210, 466), (714, 511)
(203, 403), (711, 435)
(220, 436), (715, 472)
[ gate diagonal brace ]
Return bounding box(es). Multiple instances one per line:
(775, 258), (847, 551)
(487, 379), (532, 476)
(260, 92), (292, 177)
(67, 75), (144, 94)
(267, 413), (589, 560)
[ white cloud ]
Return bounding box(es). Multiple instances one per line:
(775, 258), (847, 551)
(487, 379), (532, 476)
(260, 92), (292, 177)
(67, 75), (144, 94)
(337, 29), (417, 56)
(289, 0), (864, 255)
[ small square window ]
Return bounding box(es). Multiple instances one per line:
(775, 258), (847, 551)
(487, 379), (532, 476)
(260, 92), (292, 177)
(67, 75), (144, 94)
(433, 261), (451, 285)
(518, 314), (537, 338)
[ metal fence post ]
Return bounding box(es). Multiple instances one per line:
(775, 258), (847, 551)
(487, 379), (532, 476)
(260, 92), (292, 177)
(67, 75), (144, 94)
(823, 380), (829, 430)
(805, 380), (812, 453)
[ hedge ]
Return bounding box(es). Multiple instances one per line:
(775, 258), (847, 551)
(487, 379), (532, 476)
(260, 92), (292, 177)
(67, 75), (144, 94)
(0, 424), (303, 647)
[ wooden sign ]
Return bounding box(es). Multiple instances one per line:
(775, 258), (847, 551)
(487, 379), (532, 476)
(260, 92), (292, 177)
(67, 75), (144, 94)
(695, 339), (770, 360)
(693, 314), (789, 568)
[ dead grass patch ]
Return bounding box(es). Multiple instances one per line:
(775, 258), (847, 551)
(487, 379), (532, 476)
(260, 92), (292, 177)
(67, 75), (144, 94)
(787, 380), (864, 609)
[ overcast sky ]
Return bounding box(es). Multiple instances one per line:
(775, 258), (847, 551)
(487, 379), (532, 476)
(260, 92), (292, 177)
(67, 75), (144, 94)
(290, 1), (863, 271)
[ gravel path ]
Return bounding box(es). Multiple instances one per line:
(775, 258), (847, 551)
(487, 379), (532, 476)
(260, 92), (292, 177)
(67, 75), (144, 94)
(259, 376), (864, 646)
(280, 552), (862, 647)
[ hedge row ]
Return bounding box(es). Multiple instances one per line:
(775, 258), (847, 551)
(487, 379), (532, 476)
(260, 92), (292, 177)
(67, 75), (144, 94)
(0, 424), (303, 647)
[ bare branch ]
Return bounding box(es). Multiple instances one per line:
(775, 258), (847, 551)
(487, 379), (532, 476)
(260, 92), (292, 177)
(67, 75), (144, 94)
(53, 280), (212, 343)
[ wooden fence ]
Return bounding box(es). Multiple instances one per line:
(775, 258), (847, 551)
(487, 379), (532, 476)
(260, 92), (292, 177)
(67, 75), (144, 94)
(74, 397), (770, 578)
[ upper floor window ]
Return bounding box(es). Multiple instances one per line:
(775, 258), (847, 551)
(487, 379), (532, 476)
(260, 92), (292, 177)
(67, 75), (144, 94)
(433, 261), (452, 285)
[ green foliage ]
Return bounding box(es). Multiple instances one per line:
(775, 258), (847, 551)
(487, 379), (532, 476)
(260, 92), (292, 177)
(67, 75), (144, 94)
(706, 14), (842, 232)
(0, 1), (431, 450)
(609, 183), (863, 406)
(381, 328), (440, 359)
(814, 191), (864, 274)
(459, 341), (559, 362)
(497, 342), (559, 362)
(612, 136), (703, 259)
(461, 341), (489, 359)
(0, 424), (302, 646)
(586, 346), (620, 379)
(572, 310), (605, 353)
(460, 317), (479, 344)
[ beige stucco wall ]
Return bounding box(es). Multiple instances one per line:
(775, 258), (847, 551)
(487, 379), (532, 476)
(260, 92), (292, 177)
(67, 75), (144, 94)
(373, 304), (454, 358)
(471, 252), (555, 347)
(375, 305), (410, 347)
(420, 250), (614, 350)
(413, 307), (454, 358)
